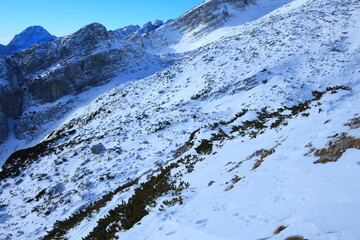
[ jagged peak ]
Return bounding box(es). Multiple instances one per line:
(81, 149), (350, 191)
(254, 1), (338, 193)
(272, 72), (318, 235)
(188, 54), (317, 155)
(113, 25), (141, 39)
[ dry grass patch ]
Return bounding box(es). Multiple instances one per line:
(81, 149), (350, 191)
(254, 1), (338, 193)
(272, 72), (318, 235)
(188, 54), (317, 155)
(225, 176), (244, 191)
(284, 236), (305, 240)
(251, 148), (275, 170)
(314, 133), (360, 164)
(274, 225), (288, 235)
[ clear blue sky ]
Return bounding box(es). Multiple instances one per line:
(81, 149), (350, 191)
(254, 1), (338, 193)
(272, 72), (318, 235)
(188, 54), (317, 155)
(0, 0), (204, 45)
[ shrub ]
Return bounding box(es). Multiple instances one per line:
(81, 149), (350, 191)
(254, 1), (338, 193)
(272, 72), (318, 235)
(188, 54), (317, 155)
(43, 179), (138, 240)
(274, 225), (288, 235)
(284, 236), (304, 240)
(195, 139), (213, 155)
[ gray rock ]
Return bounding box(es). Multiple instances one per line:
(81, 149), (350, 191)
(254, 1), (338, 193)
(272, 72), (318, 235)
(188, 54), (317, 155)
(0, 56), (22, 118)
(47, 183), (65, 195)
(0, 106), (8, 144)
(91, 143), (106, 154)
(8, 23), (159, 104)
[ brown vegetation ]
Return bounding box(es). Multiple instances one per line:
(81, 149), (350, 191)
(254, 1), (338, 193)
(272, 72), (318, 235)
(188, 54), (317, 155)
(284, 236), (305, 240)
(314, 133), (360, 164)
(224, 175), (244, 191)
(274, 225), (288, 235)
(251, 148), (275, 170)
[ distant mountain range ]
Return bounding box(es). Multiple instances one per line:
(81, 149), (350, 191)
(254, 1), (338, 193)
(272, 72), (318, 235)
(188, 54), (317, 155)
(0, 20), (171, 56)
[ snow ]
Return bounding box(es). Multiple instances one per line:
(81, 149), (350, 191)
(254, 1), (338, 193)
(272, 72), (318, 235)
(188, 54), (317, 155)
(1, 0), (360, 239)
(121, 90), (360, 240)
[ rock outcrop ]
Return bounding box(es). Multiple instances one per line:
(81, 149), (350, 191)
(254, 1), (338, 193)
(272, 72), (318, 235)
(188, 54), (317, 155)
(113, 25), (141, 39)
(0, 106), (8, 143)
(9, 23), (157, 104)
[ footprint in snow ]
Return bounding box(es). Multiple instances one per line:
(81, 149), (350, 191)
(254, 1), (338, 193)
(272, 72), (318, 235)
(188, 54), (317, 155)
(195, 218), (208, 227)
(165, 231), (176, 236)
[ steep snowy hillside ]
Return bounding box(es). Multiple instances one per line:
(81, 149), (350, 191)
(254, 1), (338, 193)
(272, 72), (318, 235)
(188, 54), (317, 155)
(0, 0), (360, 239)
(0, 26), (56, 55)
(134, 0), (293, 53)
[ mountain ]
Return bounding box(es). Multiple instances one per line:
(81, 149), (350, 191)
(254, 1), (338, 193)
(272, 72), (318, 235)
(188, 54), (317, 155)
(0, 0), (360, 239)
(0, 22), (164, 150)
(0, 44), (10, 55)
(113, 25), (141, 39)
(137, 20), (167, 34)
(113, 20), (172, 39)
(0, 26), (56, 55)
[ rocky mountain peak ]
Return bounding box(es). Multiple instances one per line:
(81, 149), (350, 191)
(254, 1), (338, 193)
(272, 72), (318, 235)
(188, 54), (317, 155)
(58, 22), (115, 59)
(113, 25), (141, 39)
(138, 20), (165, 34)
(2, 25), (56, 55)
(75, 22), (109, 39)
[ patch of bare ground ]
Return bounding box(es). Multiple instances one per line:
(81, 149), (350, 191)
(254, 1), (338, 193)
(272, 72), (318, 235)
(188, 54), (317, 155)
(284, 236), (306, 240)
(344, 117), (360, 129)
(314, 133), (360, 164)
(274, 225), (288, 235)
(224, 175), (244, 191)
(251, 148), (275, 170)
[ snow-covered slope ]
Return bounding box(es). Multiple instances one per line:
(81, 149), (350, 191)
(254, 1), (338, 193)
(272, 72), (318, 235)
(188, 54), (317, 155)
(0, 26), (56, 55)
(0, 0), (360, 239)
(136, 0), (293, 54)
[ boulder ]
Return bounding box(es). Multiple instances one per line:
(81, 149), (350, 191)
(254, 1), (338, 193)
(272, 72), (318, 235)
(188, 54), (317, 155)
(91, 143), (106, 154)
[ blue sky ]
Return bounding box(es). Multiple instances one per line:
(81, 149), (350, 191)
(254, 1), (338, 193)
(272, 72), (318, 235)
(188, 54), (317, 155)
(0, 0), (204, 45)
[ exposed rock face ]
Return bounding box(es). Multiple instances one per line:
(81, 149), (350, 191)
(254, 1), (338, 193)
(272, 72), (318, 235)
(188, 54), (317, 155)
(113, 25), (141, 39)
(0, 44), (10, 55)
(9, 23), (156, 104)
(0, 23), (161, 143)
(138, 20), (166, 34)
(114, 20), (170, 40)
(0, 106), (8, 143)
(0, 57), (22, 118)
(0, 57), (22, 143)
